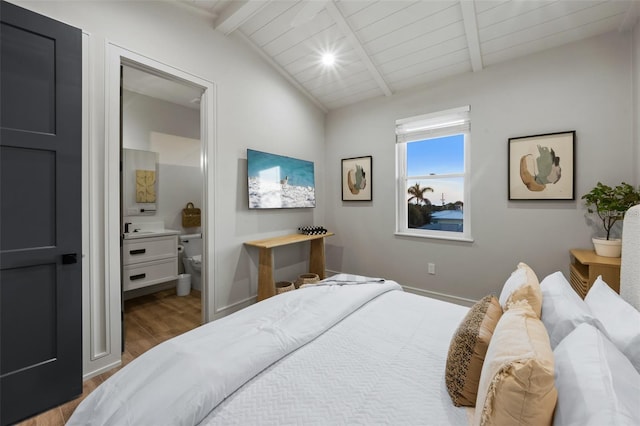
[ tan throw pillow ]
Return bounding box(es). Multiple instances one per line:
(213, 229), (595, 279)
(474, 300), (557, 426)
(445, 295), (503, 406)
(499, 262), (542, 317)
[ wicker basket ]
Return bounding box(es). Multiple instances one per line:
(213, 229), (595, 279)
(182, 202), (201, 228)
(295, 273), (320, 289)
(275, 281), (295, 294)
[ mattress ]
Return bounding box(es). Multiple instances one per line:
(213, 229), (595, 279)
(203, 290), (469, 425)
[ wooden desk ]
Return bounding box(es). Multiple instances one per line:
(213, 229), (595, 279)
(245, 232), (335, 301)
(569, 249), (621, 298)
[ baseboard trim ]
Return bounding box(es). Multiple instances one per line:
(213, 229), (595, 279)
(209, 271), (476, 318)
(83, 359), (121, 381)
(214, 295), (256, 319)
(325, 269), (476, 307)
(402, 285), (476, 307)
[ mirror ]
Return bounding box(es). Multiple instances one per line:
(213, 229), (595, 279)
(123, 148), (159, 215)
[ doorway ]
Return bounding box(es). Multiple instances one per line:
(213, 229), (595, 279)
(104, 43), (216, 365)
(120, 64), (204, 349)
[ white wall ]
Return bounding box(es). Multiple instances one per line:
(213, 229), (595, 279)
(122, 90), (202, 234)
(123, 90), (200, 143)
(14, 0), (325, 378)
(634, 22), (640, 185)
(325, 31), (635, 302)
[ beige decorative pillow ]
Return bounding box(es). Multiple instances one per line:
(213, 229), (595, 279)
(498, 262), (542, 317)
(474, 300), (557, 426)
(445, 295), (503, 406)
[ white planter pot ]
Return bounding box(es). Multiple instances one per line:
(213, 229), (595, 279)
(592, 237), (622, 258)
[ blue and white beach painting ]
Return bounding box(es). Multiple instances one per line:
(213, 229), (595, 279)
(247, 149), (316, 209)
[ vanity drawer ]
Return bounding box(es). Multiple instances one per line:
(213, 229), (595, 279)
(123, 235), (177, 265)
(123, 258), (178, 291)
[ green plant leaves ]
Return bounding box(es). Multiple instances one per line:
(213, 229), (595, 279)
(581, 182), (640, 240)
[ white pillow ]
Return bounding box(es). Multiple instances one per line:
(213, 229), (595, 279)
(553, 323), (640, 426)
(585, 276), (640, 373)
(498, 267), (527, 308)
(498, 262), (541, 316)
(539, 271), (606, 348)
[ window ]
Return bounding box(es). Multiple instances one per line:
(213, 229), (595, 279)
(395, 106), (472, 241)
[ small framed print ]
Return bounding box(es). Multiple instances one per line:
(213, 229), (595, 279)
(508, 131), (575, 200)
(342, 156), (372, 201)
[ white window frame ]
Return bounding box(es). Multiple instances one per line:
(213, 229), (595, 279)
(395, 106), (473, 242)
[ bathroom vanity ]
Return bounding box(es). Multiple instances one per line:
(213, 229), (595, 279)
(123, 229), (179, 291)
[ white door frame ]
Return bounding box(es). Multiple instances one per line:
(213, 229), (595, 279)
(104, 42), (216, 357)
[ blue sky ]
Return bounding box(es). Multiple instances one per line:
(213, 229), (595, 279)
(407, 134), (464, 175)
(406, 134), (464, 205)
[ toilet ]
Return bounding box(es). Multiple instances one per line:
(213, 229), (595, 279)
(179, 233), (202, 291)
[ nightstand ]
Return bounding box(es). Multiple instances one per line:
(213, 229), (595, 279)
(569, 249), (621, 298)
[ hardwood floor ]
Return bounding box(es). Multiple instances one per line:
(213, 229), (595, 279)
(17, 289), (202, 426)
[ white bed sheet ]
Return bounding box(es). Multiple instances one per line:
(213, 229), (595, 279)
(203, 290), (469, 425)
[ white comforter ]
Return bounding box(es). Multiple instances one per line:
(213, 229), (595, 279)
(68, 276), (402, 425)
(204, 284), (470, 425)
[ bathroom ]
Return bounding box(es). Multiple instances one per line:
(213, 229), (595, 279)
(120, 65), (204, 331)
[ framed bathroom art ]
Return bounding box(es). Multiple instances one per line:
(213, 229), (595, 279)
(342, 156), (372, 201)
(508, 131), (575, 200)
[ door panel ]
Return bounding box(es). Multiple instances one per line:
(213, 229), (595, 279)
(0, 146), (56, 250)
(1, 264), (57, 374)
(0, 1), (82, 425)
(0, 22), (56, 134)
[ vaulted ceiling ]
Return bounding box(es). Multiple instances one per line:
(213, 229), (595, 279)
(180, 0), (639, 112)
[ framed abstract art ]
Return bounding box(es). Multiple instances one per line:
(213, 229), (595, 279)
(508, 131), (575, 200)
(342, 156), (372, 201)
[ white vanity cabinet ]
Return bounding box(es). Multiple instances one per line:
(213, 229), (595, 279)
(122, 234), (178, 291)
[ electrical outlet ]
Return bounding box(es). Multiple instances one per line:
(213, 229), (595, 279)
(428, 263), (435, 275)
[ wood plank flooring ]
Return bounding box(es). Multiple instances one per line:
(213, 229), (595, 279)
(17, 289), (202, 426)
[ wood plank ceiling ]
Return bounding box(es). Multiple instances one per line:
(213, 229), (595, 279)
(181, 0), (639, 112)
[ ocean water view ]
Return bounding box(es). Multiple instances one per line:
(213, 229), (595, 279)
(247, 149), (316, 208)
(247, 149), (315, 188)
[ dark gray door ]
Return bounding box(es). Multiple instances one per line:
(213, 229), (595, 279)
(0, 2), (82, 424)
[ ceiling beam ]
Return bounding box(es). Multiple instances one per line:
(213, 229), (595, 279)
(459, 0), (483, 72)
(619, 0), (639, 32)
(215, 0), (271, 35)
(291, 0), (329, 28)
(324, 1), (392, 97)
(236, 32), (329, 113)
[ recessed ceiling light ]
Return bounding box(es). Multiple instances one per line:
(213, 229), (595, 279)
(321, 52), (336, 66)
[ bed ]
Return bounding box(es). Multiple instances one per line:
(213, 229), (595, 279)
(69, 277), (471, 425)
(68, 208), (640, 426)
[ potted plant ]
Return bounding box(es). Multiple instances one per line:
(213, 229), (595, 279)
(581, 182), (640, 257)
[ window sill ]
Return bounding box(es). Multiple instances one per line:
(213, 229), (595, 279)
(394, 231), (474, 243)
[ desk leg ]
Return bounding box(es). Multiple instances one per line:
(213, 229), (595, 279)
(309, 238), (326, 279)
(257, 247), (275, 301)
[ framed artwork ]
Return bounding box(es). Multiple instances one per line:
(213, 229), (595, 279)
(342, 156), (372, 201)
(508, 131), (575, 200)
(247, 149), (316, 209)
